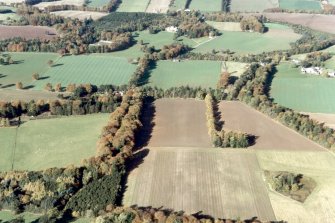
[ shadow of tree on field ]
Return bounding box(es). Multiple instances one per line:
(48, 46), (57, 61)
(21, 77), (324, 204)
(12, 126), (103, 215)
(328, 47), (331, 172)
(23, 85), (34, 90)
(213, 101), (224, 131)
(38, 76), (49, 80)
(0, 74), (6, 78)
(134, 97), (156, 150)
(118, 148), (150, 206)
(137, 60), (157, 86)
(1, 84), (15, 88)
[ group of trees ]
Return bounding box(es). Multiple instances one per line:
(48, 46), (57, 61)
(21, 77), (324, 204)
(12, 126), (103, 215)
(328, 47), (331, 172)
(128, 56), (151, 87)
(89, 32), (133, 53)
(300, 51), (332, 68)
(240, 16), (266, 33)
(205, 94), (251, 148)
(0, 53), (13, 65)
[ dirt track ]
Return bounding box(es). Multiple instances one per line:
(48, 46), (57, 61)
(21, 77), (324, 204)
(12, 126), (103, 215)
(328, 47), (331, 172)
(144, 98), (211, 148)
(219, 101), (325, 151)
(124, 148), (276, 221)
(0, 26), (58, 41)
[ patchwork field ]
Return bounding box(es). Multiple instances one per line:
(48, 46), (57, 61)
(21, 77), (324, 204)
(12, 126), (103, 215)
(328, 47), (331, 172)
(0, 52), (60, 89)
(0, 25), (57, 40)
(270, 62), (335, 113)
(262, 13), (335, 34)
(143, 98), (211, 147)
(35, 54), (137, 89)
(51, 10), (108, 20)
(279, 0), (321, 11)
(230, 0), (279, 12)
(219, 101), (324, 151)
(0, 114), (108, 171)
(194, 23), (301, 54)
(146, 0), (171, 13)
(206, 21), (242, 31)
(124, 148), (276, 221)
(147, 60), (246, 89)
(117, 0), (150, 12)
(189, 0), (221, 11)
(34, 0), (84, 10)
(0, 89), (65, 101)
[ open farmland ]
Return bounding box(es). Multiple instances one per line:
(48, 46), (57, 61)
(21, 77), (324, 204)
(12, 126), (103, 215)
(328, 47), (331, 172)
(0, 211), (40, 222)
(146, 0), (171, 13)
(117, 0), (150, 12)
(34, 0), (84, 10)
(0, 25), (57, 40)
(256, 150), (335, 222)
(124, 148), (276, 221)
(194, 23), (301, 54)
(0, 89), (66, 101)
(230, 0), (278, 12)
(262, 13), (335, 34)
(0, 52), (60, 89)
(189, 0), (221, 11)
(147, 60), (246, 89)
(279, 0), (321, 11)
(87, 0), (109, 8)
(206, 21), (242, 31)
(0, 6), (21, 24)
(143, 98), (211, 147)
(34, 54), (136, 89)
(169, 0), (186, 10)
(219, 101), (324, 150)
(0, 114), (108, 171)
(304, 113), (335, 129)
(51, 10), (108, 20)
(270, 62), (335, 113)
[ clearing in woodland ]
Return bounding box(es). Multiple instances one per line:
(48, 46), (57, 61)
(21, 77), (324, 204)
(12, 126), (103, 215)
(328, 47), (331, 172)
(270, 62), (335, 113)
(147, 60), (246, 89)
(34, 54), (137, 89)
(0, 114), (108, 171)
(219, 101), (325, 151)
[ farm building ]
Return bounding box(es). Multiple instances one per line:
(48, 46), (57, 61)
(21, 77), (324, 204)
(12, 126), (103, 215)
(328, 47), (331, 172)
(301, 67), (322, 75)
(165, 26), (178, 33)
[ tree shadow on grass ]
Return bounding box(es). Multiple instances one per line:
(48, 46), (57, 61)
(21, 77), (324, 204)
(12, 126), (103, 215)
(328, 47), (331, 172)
(0, 74), (6, 78)
(137, 61), (157, 86)
(134, 97), (156, 150)
(23, 85), (34, 90)
(38, 76), (49, 80)
(1, 83), (15, 88)
(213, 101), (224, 131)
(51, 63), (64, 68)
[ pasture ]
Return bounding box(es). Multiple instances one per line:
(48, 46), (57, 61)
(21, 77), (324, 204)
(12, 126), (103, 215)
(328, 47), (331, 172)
(189, 0), (222, 11)
(270, 62), (335, 113)
(123, 148), (276, 221)
(206, 21), (242, 31)
(87, 0), (110, 8)
(0, 6), (20, 24)
(219, 101), (324, 150)
(0, 89), (66, 102)
(279, 0), (321, 11)
(230, 0), (279, 12)
(146, 0), (171, 13)
(169, 0), (186, 10)
(0, 52), (60, 89)
(35, 54), (137, 89)
(194, 23), (301, 54)
(34, 0), (84, 10)
(117, 0), (150, 12)
(0, 211), (40, 222)
(0, 25), (57, 40)
(147, 60), (247, 89)
(0, 114), (109, 171)
(51, 10), (108, 20)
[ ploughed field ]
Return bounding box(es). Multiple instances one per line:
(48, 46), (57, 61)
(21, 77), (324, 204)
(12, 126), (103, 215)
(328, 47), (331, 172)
(0, 26), (57, 40)
(50, 10), (108, 20)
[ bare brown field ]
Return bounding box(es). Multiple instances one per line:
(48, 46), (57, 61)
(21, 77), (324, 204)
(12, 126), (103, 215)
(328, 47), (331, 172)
(0, 89), (66, 102)
(256, 150), (335, 222)
(35, 0), (85, 10)
(304, 112), (335, 129)
(262, 13), (335, 34)
(50, 10), (107, 20)
(143, 98), (211, 148)
(124, 148), (276, 221)
(146, 0), (171, 13)
(219, 101), (324, 151)
(0, 26), (57, 41)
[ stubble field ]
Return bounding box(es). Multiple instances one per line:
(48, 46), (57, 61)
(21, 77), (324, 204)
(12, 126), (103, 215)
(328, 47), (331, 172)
(0, 25), (58, 40)
(51, 10), (108, 20)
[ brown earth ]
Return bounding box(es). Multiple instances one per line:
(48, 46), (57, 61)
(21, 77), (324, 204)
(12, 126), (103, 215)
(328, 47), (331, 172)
(0, 26), (58, 41)
(304, 112), (335, 130)
(142, 98), (212, 148)
(123, 148), (276, 221)
(219, 101), (325, 151)
(0, 89), (67, 102)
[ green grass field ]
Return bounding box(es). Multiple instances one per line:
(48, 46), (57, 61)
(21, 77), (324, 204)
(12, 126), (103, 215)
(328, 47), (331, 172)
(270, 62), (335, 113)
(147, 60), (247, 89)
(0, 52), (60, 89)
(87, 0), (110, 7)
(169, 0), (187, 10)
(194, 23), (300, 54)
(34, 54), (136, 89)
(117, 0), (150, 12)
(0, 6), (21, 24)
(189, 0), (222, 11)
(0, 114), (108, 171)
(279, 0), (321, 11)
(0, 211), (40, 222)
(230, 0), (279, 12)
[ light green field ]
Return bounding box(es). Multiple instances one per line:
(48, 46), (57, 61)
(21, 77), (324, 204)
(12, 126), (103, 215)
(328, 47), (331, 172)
(87, 0), (110, 7)
(147, 60), (246, 89)
(279, 0), (321, 11)
(117, 0), (150, 12)
(230, 0), (279, 12)
(0, 114), (108, 171)
(189, 0), (221, 11)
(0, 6), (20, 23)
(34, 54), (136, 89)
(169, 0), (187, 10)
(0, 211), (40, 222)
(270, 62), (335, 113)
(0, 52), (60, 89)
(194, 23), (301, 54)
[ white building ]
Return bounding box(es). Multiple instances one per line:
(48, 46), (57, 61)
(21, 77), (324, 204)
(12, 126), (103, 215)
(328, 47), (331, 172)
(328, 71), (335, 77)
(301, 67), (323, 75)
(165, 26), (178, 33)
